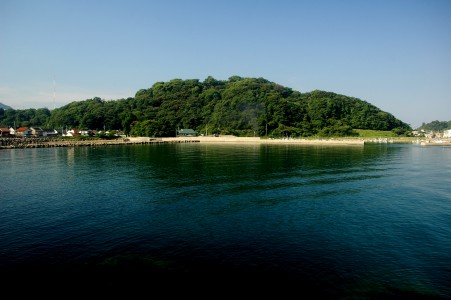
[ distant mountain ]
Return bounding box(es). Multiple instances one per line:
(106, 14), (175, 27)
(0, 102), (13, 110)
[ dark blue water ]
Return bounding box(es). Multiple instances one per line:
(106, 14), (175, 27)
(1, 143), (450, 298)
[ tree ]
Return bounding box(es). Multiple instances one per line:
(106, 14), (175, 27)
(0, 76), (412, 138)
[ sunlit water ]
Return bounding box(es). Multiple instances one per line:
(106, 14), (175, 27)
(1, 143), (450, 298)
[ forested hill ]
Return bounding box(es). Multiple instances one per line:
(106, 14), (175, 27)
(1, 76), (411, 137)
(417, 120), (451, 132)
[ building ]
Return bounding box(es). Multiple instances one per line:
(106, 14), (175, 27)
(177, 128), (198, 137)
(16, 127), (32, 137)
(30, 127), (44, 137)
(64, 129), (81, 137)
(42, 129), (59, 137)
(0, 128), (12, 137)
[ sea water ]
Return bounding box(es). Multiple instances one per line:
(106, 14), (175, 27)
(0, 143), (450, 297)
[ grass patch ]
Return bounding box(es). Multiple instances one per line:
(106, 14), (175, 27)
(354, 129), (398, 138)
(355, 129), (417, 143)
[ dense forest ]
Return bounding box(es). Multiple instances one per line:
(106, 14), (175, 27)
(0, 76), (412, 138)
(417, 120), (451, 132)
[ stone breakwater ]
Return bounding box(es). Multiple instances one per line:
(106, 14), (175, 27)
(3, 136), (449, 150)
(1, 136), (384, 149)
(419, 138), (451, 146)
(0, 137), (200, 149)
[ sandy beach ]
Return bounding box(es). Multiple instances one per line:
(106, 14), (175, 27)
(161, 135), (365, 145)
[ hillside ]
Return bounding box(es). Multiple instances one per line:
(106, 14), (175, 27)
(124, 76), (411, 137)
(1, 76), (411, 137)
(417, 120), (451, 131)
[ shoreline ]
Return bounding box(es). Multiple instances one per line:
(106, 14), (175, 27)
(0, 137), (199, 149)
(2, 136), (449, 149)
(162, 136), (365, 145)
(1, 136), (365, 149)
(419, 139), (451, 146)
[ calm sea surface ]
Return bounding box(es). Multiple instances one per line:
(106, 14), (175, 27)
(1, 143), (450, 297)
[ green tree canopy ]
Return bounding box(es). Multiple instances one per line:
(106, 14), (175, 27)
(0, 76), (413, 138)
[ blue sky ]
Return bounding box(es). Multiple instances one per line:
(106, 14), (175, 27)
(1, 0), (450, 128)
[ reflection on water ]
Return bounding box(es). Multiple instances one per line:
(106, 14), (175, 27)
(0, 143), (450, 297)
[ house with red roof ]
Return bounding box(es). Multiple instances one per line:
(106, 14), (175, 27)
(16, 127), (32, 137)
(0, 127), (12, 137)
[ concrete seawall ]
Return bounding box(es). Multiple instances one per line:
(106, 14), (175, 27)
(6, 136), (451, 149)
(1, 135), (369, 149)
